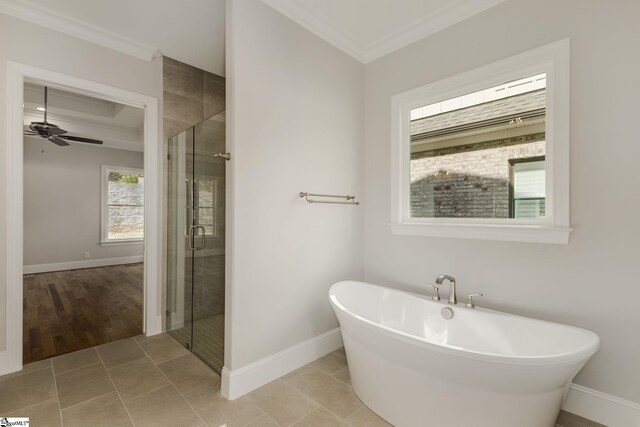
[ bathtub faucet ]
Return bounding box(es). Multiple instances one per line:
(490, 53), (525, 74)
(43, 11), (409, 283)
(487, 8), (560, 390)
(435, 274), (457, 305)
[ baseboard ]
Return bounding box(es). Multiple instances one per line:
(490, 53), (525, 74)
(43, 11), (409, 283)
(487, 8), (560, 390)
(23, 255), (144, 274)
(562, 383), (640, 427)
(221, 327), (343, 400)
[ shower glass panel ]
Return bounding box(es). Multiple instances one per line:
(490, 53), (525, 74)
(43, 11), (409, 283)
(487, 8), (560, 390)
(166, 111), (226, 373)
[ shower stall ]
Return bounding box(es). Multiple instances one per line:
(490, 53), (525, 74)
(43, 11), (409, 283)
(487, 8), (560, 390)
(165, 111), (226, 373)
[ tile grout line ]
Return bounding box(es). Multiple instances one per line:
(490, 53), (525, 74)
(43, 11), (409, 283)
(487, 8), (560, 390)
(52, 359), (103, 377)
(50, 357), (65, 427)
(246, 379), (320, 427)
(132, 335), (209, 427)
(286, 365), (363, 424)
(95, 347), (137, 427)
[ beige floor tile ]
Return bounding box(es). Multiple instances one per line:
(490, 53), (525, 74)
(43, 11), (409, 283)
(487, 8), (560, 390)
(556, 410), (606, 427)
(310, 353), (348, 375)
(247, 379), (318, 426)
(333, 347), (347, 358)
(134, 334), (150, 343)
(126, 385), (202, 427)
(52, 347), (100, 375)
(0, 368), (56, 412)
(281, 364), (319, 383)
(0, 359), (51, 381)
(55, 363), (114, 409)
(5, 398), (61, 426)
(158, 353), (220, 394)
(61, 392), (133, 427)
(245, 415), (279, 427)
(288, 369), (362, 419)
(332, 367), (351, 386)
(97, 337), (146, 369)
(183, 383), (263, 427)
(345, 405), (392, 427)
(137, 333), (190, 363)
(108, 357), (170, 401)
(291, 407), (351, 427)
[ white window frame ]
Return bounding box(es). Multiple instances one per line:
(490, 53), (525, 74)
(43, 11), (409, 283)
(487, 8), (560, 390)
(390, 39), (571, 244)
(101, 165), (145, 245)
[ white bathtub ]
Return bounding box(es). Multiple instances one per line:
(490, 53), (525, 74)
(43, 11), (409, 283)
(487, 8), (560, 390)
(329, 281), (599, 427)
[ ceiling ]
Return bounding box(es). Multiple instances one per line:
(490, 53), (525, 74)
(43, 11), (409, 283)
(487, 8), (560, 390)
(0, 0), (226, 75)
(24, 83), (145, 152)
(261, 0), (508, 63)
(1, 0), (505, 72)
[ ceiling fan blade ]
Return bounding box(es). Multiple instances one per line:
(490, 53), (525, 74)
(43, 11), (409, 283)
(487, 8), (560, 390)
(48, 136), (70, 146)
(58, 135), (103, 145)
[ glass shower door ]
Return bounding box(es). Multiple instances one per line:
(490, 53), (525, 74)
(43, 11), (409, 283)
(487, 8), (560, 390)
(166, 111), (226, 373)
(191, 112), (226, 372)
(166, 126), (195, 352)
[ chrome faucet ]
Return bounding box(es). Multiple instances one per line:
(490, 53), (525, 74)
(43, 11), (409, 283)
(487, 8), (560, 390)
(435, 274), (457, 304)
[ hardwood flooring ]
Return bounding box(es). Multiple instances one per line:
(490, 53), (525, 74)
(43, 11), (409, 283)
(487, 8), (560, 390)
(23, 263), (143, 364)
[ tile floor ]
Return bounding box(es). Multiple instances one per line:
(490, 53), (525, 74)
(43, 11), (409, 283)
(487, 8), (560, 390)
(0, 335), (603, 426)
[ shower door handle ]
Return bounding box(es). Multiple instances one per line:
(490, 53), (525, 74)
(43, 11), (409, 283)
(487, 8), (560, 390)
(214, 153), (231, 161)
(188, 225), (206, 250)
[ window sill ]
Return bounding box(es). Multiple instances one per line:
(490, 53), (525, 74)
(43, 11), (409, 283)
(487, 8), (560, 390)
(100, 240), (144, 247)
(390, 222), (571, 244)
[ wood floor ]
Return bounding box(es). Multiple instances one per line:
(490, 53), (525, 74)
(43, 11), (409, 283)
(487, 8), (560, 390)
(23, 263), (143, 364)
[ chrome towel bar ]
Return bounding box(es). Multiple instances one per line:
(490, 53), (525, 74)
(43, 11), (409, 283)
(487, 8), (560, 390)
(299, 192), (359, 205)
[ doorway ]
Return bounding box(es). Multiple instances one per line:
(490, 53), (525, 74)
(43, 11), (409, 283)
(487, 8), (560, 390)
(166, 111), (226, 373)
(22, 83), (147, 362)
(2, 62), (161, 376)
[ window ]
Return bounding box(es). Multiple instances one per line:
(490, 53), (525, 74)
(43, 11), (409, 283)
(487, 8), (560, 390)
(391, 40), (571, 244)
(510, 157), (546, 219)
(186, 178), (217, 237)
(101, 166), (144, 244)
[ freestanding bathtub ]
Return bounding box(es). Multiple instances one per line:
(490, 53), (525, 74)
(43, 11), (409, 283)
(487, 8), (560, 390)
(329, 281), (599, 427)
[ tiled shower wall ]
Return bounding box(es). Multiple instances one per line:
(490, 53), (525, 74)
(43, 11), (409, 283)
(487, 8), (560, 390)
(163, 56), (225, 138)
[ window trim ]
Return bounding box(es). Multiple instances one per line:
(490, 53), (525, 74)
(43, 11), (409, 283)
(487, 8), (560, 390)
(390, 39), (571, 244)
(100, 165), (145, 245)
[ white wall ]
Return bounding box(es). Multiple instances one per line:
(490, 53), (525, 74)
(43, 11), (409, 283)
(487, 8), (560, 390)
(0, 13), (162, 350)
(363, 0), (640, 404)
(23, 139), (143, 267)
(226, 0), (363, 370)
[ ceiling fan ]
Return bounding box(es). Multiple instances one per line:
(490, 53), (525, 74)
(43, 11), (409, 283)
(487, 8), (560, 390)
(23, 86), (103, 146)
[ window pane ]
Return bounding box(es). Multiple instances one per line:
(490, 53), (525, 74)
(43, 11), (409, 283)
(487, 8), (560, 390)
(409, 74), (546, 219)
(198, 179), (216, 208)
(513, 161), (545, 198)
(514, 199), (546, 218)
(198, 207), (215, 236)
(107, 170), (144, 240)
(108, 206), (144, 239)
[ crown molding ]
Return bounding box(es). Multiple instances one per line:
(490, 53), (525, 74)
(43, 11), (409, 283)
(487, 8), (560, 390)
(261, 0), (507, 64)
(0, 0), (160, 61)
(364, 0), (508, 63)
(261, 0), (366, 62)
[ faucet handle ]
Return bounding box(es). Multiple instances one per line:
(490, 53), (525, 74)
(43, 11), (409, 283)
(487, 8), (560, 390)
(426, 283), (441, 301)
(465, 293), (483, 309)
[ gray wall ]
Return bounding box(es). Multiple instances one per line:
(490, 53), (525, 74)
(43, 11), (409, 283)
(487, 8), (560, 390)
(23, 139), (144, 266)
(226, 0), (364, 370)
(363, 0), (640, 403)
